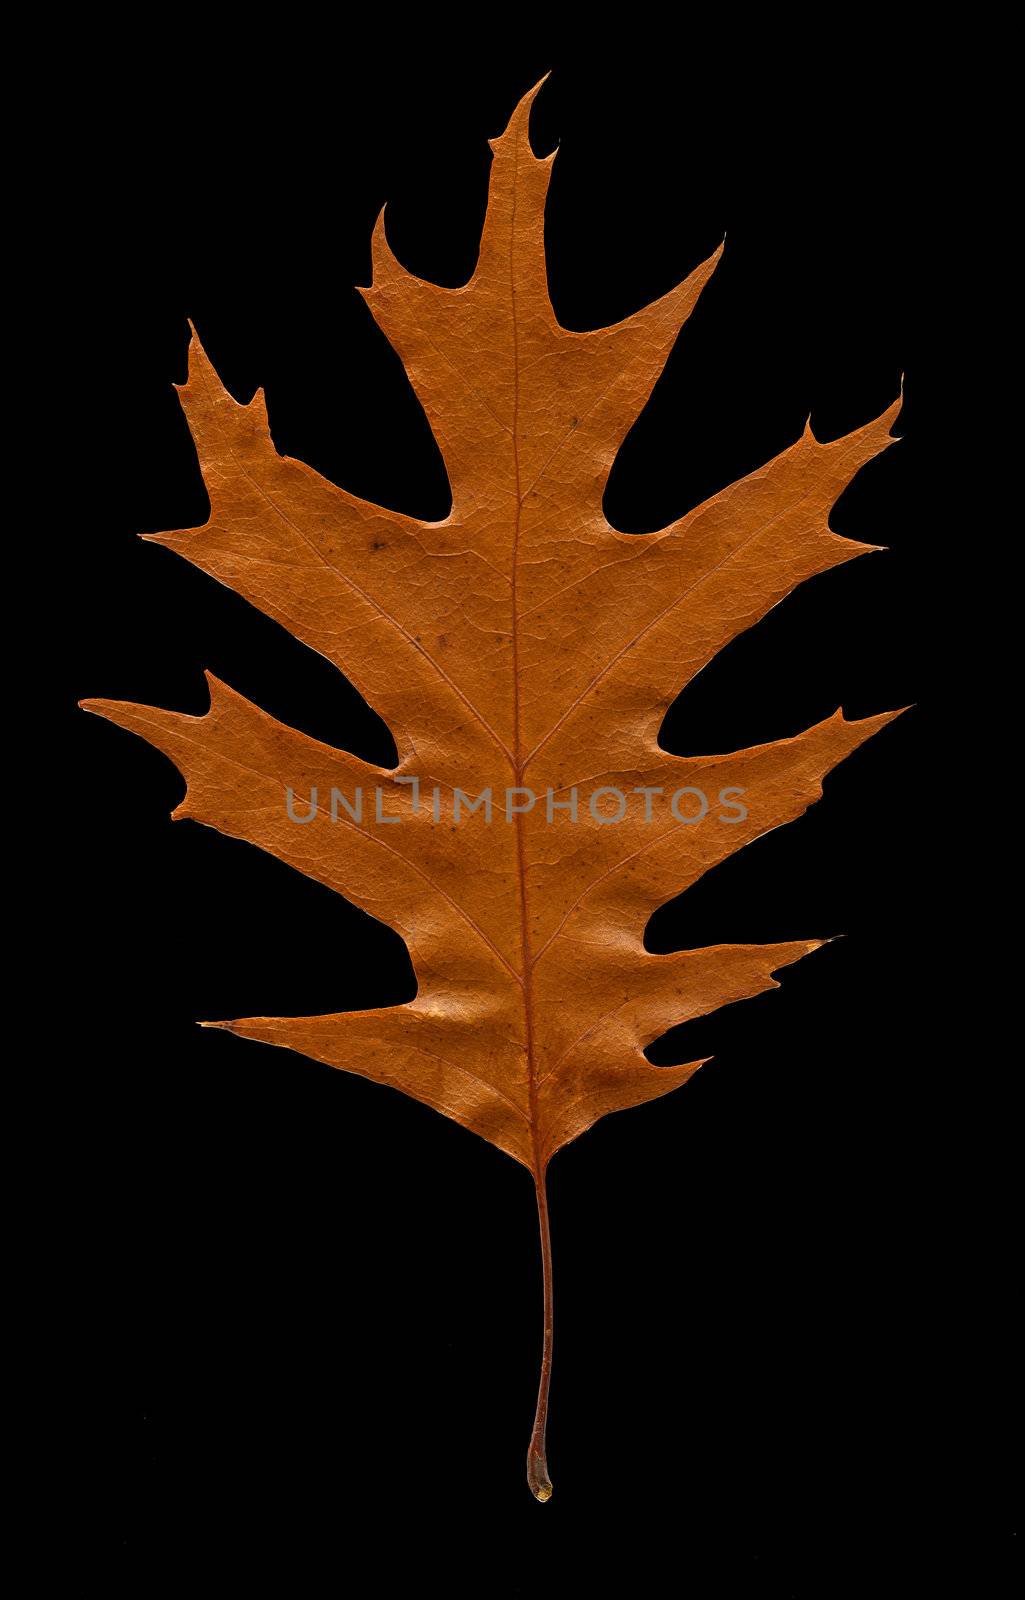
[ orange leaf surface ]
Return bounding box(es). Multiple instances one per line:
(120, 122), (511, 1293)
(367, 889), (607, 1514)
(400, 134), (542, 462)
(82, 78), (903, 1500)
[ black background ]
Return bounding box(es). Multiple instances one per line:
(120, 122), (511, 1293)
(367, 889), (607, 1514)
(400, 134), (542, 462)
(56, 29), (1006, 1596)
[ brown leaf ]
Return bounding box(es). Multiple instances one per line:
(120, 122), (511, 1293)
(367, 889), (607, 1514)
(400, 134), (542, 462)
(82, 78), (903, 1501)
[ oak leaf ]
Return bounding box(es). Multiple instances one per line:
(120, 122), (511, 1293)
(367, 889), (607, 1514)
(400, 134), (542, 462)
(82, 79), (902, 1500)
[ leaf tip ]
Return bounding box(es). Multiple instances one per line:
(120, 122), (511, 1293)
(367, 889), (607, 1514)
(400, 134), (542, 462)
(355, 204), (387, 292)
(880, 383), (905, 441)
(839, 702), (913, 739)
(184, 318), (204, 359)
(493, 73), (551, 154)
(362, 201), (421, 294)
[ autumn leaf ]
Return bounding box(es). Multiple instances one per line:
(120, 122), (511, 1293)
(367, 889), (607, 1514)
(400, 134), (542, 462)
(82, 77), (903, 1501)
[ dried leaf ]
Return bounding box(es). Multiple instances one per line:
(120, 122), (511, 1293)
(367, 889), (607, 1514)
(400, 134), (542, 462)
(82, 78), (902, 1500)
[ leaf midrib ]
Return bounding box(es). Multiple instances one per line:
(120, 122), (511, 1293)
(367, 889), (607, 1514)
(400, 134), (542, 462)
(504, 139), (545, 1172)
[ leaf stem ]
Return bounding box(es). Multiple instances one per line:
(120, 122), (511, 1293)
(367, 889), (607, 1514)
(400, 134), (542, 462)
(527, 1165), (554, 1502)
